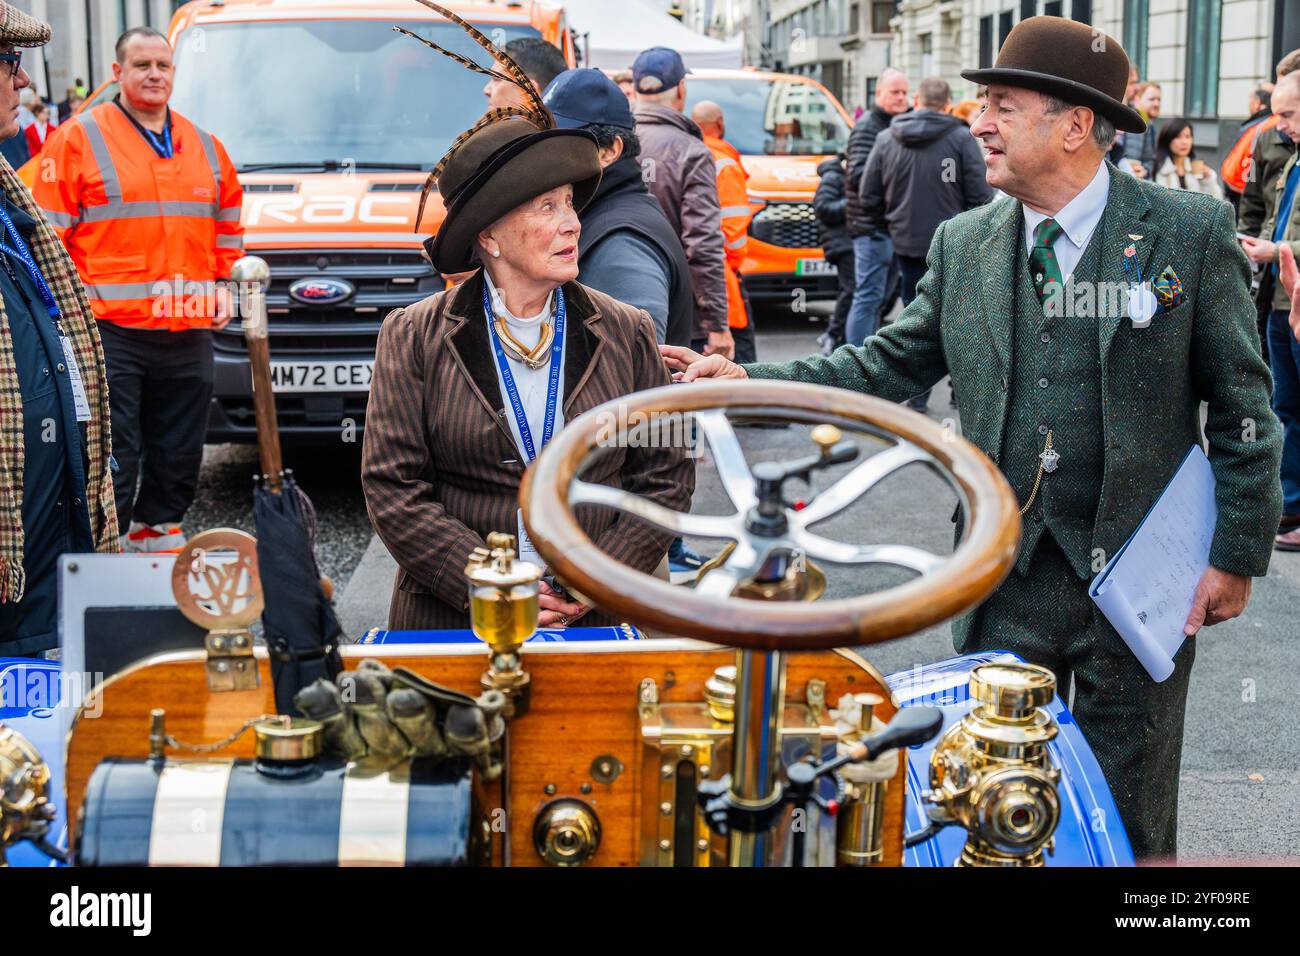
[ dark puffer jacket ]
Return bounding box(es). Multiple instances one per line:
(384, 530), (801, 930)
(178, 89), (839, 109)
(813, 155), (852, 259)
(844, 104), (901, 238)
(859, 110), (993, 258)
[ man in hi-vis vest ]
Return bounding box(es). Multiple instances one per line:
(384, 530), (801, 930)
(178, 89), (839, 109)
(34, 27), (243, 553)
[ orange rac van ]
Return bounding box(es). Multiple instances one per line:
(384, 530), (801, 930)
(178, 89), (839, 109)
(682, 69), (853, 308)
(32, 1), (575, 443)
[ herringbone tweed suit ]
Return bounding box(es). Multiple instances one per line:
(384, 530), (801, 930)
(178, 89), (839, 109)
(362, 272), (695, 631)
(745, 163), (1282, 858)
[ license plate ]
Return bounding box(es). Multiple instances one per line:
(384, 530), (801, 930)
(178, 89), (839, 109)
(796, 258), (836, 276)
(269, 360), (373, 393)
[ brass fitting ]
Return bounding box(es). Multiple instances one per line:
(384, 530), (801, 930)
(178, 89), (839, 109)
(0, 725), (55, 866)
(923, 662), (1062, 866)
(466, 533), (542, 718)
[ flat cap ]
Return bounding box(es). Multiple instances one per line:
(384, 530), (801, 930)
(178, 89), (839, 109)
(0, 2), (50, 48)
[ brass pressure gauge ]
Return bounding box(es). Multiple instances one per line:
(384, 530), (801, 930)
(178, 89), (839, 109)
(534, 799), (601, 866)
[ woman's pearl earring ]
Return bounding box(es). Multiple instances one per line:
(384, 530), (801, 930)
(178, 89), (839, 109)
(491, 249), (500, 258)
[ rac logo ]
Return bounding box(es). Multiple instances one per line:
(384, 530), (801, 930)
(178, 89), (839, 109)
(245, 194), (409, 225)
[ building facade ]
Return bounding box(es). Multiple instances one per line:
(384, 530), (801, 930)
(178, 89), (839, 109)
(763, 0), (897, 110)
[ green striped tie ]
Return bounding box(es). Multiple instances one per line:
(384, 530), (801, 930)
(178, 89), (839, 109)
(1029, 217), (1065, 304)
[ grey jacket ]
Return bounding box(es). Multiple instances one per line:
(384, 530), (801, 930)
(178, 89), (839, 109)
(859, 110), (992, 258)
(634, 104), (729, 336)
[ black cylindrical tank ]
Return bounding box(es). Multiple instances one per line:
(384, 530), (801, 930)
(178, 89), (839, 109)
(76, 754), (490, 867)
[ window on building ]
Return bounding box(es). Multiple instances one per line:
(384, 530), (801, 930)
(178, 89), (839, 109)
(1123, 0), (1149, 79)
(872, 0), (895, 33)
(1020, 0), (1035, 20)
(979, 15), (994, 68)
(999, 11), (1014, 46)
(850, 3), (860, 34)
(1071, 0), (1092, 22)
(1185, 0), (1222, 115)
(921, 33), (934, 77)
(1043, 1), (1063, 16)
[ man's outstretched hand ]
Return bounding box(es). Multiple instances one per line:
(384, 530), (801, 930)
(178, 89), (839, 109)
(659, 344), (749, 383)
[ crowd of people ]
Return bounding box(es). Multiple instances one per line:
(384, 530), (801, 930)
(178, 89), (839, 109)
(0, 0), (1296, 866)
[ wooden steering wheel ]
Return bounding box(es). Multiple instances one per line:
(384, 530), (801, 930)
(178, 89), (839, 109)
(520, 380), (1021, 650)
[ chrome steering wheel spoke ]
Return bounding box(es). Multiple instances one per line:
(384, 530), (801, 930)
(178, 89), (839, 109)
(794, 532), (946, 575)
(694, 409), (758, 512)
(794, 443), (930, 529)
(570, 480), (741, 540)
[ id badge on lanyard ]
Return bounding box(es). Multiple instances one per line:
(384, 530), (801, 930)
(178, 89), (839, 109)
(485, 283), (566, 571)
(0, 203), (93, 421)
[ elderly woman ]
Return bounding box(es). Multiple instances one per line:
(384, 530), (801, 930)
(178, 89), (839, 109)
(362, 115), (694, 630)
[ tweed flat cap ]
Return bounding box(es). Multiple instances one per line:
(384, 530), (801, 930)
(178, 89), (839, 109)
(0, 2), (50, 47)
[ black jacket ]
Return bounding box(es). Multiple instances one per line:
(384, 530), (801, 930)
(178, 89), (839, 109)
(813, 156), (852, 259)
(859, 110), (992, 259)
(578, 155), (695, 348)
(844, 105), (899, 238)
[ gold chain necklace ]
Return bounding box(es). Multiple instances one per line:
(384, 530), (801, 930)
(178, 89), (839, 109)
(493, 317), (554, 370)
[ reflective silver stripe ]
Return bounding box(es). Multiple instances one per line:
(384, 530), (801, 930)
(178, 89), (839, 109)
(78, 110), (123, 201)
(216, 234), (243, 249)
(720, 205), (753, 218)
(726, 235), (748, 249)
(80, 199), (220, 223)
(216, 206), (242, 222)
(715, 157), (739, 170)
(195, 126), (222, 194)
(85, 281), (161, 301)
(338, 759), (410, 866)
(148, 759), (233, 866)
(38, 207), (79, 229)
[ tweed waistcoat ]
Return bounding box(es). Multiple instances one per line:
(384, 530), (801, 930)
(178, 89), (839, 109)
(1003, 218), (1106, 578)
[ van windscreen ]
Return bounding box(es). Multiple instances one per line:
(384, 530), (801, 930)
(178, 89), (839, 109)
(685, 78), (850, 156)
(171, 19), (543, 170)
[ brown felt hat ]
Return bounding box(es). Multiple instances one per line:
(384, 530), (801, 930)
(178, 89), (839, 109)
(427, 118), (602, 275)
(0, 1), (50, 47)
(961, 16), (1145, 134)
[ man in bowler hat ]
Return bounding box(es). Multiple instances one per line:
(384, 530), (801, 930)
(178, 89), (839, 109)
(662, 17), (1282, 859)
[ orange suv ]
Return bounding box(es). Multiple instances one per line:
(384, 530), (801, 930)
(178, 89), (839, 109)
(683, 69), (852, 307)
(93, 0), (574, 442)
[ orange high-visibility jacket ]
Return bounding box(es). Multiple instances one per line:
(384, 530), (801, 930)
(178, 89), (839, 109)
(32, 103), (244, 330)
(1222, 114), (1278, 195)
(703, 134), (752, 330)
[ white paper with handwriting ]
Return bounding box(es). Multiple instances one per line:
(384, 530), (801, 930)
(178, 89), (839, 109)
(1088, 446), (1216, 682)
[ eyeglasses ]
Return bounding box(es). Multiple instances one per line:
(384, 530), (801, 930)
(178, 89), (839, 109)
(0, 51), (22, 80)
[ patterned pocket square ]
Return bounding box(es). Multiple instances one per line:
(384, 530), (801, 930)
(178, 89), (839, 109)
(1152, 266), (1185, 310)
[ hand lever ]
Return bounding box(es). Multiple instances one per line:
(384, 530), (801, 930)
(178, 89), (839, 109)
(748, 425), (860, 536)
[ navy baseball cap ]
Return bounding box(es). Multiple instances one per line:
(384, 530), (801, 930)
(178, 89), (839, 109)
(632, 46), (691, 94)
(543, 68), (635, 130)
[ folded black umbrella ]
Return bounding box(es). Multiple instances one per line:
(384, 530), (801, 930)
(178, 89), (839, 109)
(254, 471), (343, 715)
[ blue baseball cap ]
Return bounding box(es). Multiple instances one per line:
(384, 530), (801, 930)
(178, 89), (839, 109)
(543, 68), (635, 130)
(632, 46), (691, 94)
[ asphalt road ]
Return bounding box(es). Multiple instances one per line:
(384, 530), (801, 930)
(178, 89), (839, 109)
(193, 299), (1300, 863)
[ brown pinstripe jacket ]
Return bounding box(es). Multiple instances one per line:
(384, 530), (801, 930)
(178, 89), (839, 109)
(361, 271), (695, 630)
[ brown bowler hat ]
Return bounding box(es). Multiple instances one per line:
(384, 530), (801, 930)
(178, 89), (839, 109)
(0, 1), (50, 47)
(961, 16), (1145, 134)
(426, 118), (602, 275)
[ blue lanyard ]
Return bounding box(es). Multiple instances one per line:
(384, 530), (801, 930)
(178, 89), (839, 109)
(143, 122), (173, 159)
(0, 202), (62, 326)
(484, 282), (565, 463)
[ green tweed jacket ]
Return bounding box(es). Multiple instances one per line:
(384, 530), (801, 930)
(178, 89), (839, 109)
(746, 163), (1282, 579)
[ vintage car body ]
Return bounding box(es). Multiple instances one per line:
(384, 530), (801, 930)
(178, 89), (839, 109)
(0, 640), (1131, 867)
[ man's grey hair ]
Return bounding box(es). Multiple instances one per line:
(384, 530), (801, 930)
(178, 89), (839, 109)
(1274, 70), (1300, 101)
(918, 76), (951, 110)
(878, 67), (906, 86)
(1041, 93), (1116, 152)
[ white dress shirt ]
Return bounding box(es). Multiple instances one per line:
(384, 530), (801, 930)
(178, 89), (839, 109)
(483, 271), (564, 463)
(1021, 161), (1112, 283)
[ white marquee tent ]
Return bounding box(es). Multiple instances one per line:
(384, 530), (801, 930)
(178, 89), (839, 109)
(559, 0), (744, 70)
